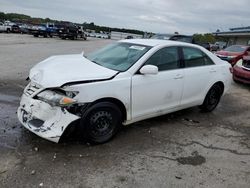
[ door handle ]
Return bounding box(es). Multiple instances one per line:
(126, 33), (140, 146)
(210, 69), (216, 73)
(174, 74), (183, 79)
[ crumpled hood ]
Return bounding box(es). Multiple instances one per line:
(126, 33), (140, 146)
(29, 54), (118, 88)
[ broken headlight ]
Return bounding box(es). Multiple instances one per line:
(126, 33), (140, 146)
(37, 90), (77, 106)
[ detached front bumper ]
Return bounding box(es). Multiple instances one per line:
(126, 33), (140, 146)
(17, 94), (80, 143)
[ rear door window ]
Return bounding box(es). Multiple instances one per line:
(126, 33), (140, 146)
(182, 47), (214, 67)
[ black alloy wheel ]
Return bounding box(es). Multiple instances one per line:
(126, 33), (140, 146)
(200, 84), (223, 112)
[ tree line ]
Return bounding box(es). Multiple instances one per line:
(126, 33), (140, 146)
(0, 12), (144, 35)
(0, 12), (218, 42)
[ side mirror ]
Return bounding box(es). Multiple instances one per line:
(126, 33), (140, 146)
(140, 65), (158, 75)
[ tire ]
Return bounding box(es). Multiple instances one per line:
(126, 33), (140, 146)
(233, 78), (240, 84)
(33, 34), (38, 37)
(81, 102), (122, 144)
(71, 35), (77, 40)
(200, 84), (223, 112)
(6, 28), (10, 33)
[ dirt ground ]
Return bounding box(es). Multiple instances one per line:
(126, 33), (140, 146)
(0, 34), (250, 188)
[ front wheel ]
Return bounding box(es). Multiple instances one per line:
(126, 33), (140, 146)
(199, 84), (223, 112)
(81, 102), (122, 144)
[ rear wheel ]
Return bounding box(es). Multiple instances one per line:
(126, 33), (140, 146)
(200, 84), (223, 112)
(81, 102), (122, 144)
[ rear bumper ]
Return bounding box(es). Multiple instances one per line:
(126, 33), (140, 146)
(17, 94), (80, 142)
(233, 66), (250, 84)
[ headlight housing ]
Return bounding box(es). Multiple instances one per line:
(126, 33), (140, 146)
(37, 90), (77, 106)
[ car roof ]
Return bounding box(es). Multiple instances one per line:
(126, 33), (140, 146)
(120, 39), (199, 48)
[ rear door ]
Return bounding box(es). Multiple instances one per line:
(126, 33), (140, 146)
(180, 47), (216, 107)
(131, 46), (184, 119)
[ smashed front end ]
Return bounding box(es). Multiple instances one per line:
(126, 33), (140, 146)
(17, 82), (80, 143)
(233, 57), (250, 84)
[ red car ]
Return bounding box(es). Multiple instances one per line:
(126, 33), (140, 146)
(231, 56), (250, 84)
(215, 45), (250, 66)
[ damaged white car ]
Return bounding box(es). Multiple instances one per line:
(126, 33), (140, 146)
(17, 39), (231, 143)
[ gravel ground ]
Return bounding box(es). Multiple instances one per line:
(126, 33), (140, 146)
(0, 34), (250, 188)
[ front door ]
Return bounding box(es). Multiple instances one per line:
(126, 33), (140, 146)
(131, 46), (184, 119)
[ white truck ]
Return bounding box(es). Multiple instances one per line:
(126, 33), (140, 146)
(0, 22), (11, 33)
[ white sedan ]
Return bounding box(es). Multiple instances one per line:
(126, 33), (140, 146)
(17, 39), (231, 144)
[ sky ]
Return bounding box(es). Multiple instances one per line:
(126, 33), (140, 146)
(0, 0), (250, 34)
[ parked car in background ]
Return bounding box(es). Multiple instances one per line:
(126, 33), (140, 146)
(92, 33), (109, 39)
(30, 23), (57, 38)
(4, 20), (16, 27)
(198, 42), (211, 51)
(210, 44), (220, 51)
(11, 24), (20, 33)
(125, 35), (133, 39)
(17, 39), (231, 144)
(30, 24), (48, 37)
(169, 35), (195, 43)
(17, 23), (29, 34)
(169, 35), (211, 51)
(88, 33), (96, 37)
(0, 22), (11, 32)
(215, 45), (250, 66)
(46, 23), (58, 37)
(57, 24), (78, 40)
(77, 27), (87, 40)
(212, 41), (227, 51)
(151, 33), (173, 40)
(231, 56), (250, 84)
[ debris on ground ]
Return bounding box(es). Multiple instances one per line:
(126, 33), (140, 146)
(31, 170), (36, 175)
(175, 176), (182, 179)
(183, 118), (200, 124)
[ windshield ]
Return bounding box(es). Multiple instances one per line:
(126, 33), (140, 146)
(224, 45), (247, 53)
(87, 42), (151, 71)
